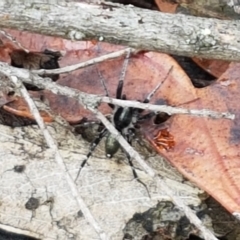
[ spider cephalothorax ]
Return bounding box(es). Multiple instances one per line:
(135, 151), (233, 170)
(75, 56), (172, 195)
(105, 86), (139, 158)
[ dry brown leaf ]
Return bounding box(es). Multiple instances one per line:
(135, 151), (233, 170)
(145, 61), (240, 214)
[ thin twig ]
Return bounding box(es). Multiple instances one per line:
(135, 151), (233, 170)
(102, 97), (234, 119)
(9, 75), (108, 240)
(31, 47), (135, 75)
(0, 62), (234, 120)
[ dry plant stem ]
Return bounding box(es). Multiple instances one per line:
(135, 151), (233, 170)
(0, 62), (234, 120)
(9, 76), (108, 240)
(92, 108), (219, 240)
(32, 47), (135, 75)
(103, 97), (235, 120)
(1, 1), (240, 61)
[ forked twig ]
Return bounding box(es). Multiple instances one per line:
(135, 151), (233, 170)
(9, 75), (108, 240)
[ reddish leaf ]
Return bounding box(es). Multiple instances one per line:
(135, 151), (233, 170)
(144, 62), (240, 214)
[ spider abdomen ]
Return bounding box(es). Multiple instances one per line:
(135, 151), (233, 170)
(105, 133), (120, 158)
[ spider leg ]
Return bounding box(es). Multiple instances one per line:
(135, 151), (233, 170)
(96, 66), (115, 110)
(75, 128), (108, 182)
(116, 49), (131, 99)
(74, 120), (99, 128)
(137, 112), (155, 122)
(124, 136), (151, 198)
(125, 151), (151, 198)
(97, 66), (110, 97)
(96, 49), (131, 110)
(123, 129), (150, 197)
(134, 66), (173, 118)
(143, 66), (173, 104)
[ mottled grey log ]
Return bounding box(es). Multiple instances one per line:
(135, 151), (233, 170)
(0, 1), (240, 60)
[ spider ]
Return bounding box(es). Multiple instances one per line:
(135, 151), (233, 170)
(75, 55), (172, 196)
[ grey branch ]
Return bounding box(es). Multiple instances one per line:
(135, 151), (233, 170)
(0, 62), (234, 120)
(0, 0), (240, 61)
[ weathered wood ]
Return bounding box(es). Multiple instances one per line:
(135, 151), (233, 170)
(0, 0), (240, 61)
